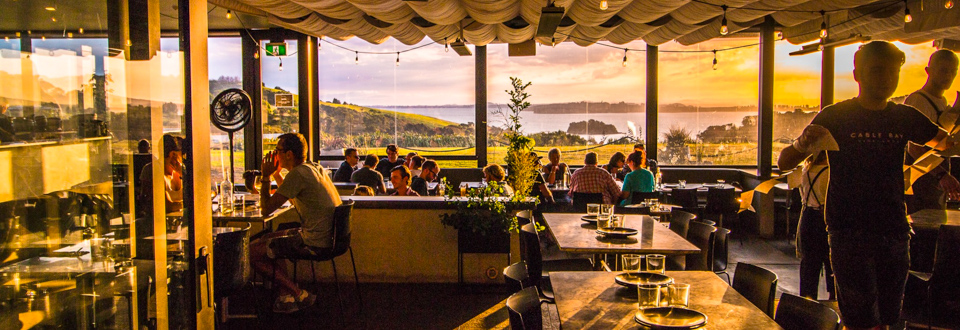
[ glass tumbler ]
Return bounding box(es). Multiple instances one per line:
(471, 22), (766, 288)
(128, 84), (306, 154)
(646, 254), (666, 274)
(666, 283), (691, 307)
(587, 203), (600, 216)
(638, 285), (661, 310)
(622, 254), (642, 272)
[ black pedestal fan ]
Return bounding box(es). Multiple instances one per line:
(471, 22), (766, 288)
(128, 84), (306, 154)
(210, 88), (252, 189)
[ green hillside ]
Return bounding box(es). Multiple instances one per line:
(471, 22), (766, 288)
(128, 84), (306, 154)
(318, 101), (456, 127)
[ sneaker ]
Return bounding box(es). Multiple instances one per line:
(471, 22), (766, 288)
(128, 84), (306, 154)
(297, 290), (317, 309)
(273, 294), (300, 314)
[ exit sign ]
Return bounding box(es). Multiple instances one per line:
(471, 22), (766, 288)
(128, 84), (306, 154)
(265, 42), (287, 56)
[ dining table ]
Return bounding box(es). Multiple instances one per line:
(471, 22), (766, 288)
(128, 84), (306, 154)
(550, 271), (782, 329)
(542, 213), (699, 256)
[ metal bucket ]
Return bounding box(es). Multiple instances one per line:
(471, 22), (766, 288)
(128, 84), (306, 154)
(213, 225), (251, 300)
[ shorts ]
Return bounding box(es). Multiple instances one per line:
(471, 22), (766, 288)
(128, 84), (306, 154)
(264, 228), (332, 260)
(828, 230), (910, 328)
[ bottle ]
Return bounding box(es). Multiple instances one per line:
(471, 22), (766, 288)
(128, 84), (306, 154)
(563, 170), (571, 189)
(219, 179), (234, 213)
(437, 180), (446, 196)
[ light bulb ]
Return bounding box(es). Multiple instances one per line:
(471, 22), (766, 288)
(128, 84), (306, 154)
(551, 37), (556, 47)
(819, 11), (827, 39)
(396, 52), (400, 66)
(51, 17), (56, 22)
(355, 52), (359, 65)
(622, 50), (628, 67)
(3, 36), (7, 41)
(599, 0), (608, 10)
(818, 43), (824, 51)
(42, 36), (46, 41)
(444, 39), (449, 52)
(78, 28), (84, 34)
(253, 51), (259, 59)
(947, 0), (955, 9)
(278, 60), (283, 71)
(67, 32), (73, 38)
(226, 10), (232, 19)
(712, 51), (718, 70)
(719, 5), (729, 35)
(904, 7), (912, 23)
(775, 31), (783, 40)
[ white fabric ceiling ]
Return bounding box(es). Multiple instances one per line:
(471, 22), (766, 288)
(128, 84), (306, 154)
(210, 0), (960, 47)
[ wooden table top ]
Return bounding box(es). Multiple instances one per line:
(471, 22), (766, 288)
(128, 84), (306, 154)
(908, 209), (960, 230)
(542, 213), (700, 255)
(551, 271), (782, 329)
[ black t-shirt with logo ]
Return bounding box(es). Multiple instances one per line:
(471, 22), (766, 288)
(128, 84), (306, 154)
(811, 99), (940, 234)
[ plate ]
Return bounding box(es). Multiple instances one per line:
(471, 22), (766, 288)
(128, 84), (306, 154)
(635, 307), (707, 329)
(596, 227), (638, 238)
(615, 272), (674, 288)
(581, 215), (598, 223)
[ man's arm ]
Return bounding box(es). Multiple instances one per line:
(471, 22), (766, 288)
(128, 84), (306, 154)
(260, 181), (289, 216)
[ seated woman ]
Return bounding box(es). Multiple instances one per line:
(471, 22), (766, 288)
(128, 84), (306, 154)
(137, 134), (184, 214)
(541, 147), (569, 185)
(483, 164), (514, 197)
(389, 165), (420, 196)
(619, 150), (655, 206)
(601, 152), (626, 181)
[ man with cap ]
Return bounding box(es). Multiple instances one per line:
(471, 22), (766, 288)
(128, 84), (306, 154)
(375, 144), (406, 178)
(570, 152), (622, 205)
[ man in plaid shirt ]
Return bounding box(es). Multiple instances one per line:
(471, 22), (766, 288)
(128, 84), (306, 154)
(570, 152), (622, 204)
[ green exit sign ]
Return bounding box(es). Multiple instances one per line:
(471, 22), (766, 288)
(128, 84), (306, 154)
(265, 42), (287, 56)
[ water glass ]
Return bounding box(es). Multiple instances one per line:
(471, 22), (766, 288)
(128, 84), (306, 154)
(679, 180), (686, 188)
(600, 204), (615, 217)
(233, 194), (245, 209)
(622, 254), (642, 272)
(597, 213), (611, 229)
(459, 183), (468, 196)
(646, 254), (666, 274)
(587, 203), (601, 216)
(638, 285), (661, 310)
(717, 179), (725, 186)
(609, 214), (624, 228)
(666, 283), (691, 307)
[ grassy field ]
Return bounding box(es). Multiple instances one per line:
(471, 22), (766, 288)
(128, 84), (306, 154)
(319, 101), (458, 127)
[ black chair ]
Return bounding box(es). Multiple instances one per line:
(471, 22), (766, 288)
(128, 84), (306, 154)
(504, 261), (531, 293)
(732, 262), (778, 317)
(705, 187), (738, 229)
(571, 192), (604, 212)
(630, 191), (662, 205)
(669, 209), (696, 238)
(670, 187), (701, 212)
(774, 293), (841, 330)
(287, 200), (361, 316)
(713, 227), (732, 283)
(519, 223), (593, 301)
(693, 218), (716, 226)
(506, 286), (543, 330)
(904, 225), (960, 329)
(685, 221), (717, 271)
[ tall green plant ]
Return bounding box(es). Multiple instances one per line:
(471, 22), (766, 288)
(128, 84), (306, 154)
(502, 77), (538, 202)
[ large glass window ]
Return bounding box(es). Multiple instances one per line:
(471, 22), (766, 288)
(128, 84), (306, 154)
(318, 37), (475, 167)
(487, 41), (647, 169)
(771, 42), (822, 165)
(261, 39), (300, 160)
(208, 37), (243, 184)
(658, 38), (760, 166)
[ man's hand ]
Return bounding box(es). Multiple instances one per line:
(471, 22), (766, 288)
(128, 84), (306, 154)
(940, 173), (960, 201)
(793, 124), (829, 153)
(261, 150), (280, 177)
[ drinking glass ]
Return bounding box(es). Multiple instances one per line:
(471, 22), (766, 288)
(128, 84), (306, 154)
(609, 214), (624, 228)
(622, 254), (642, 272)
(597, 213), (611, 229)
(586, 203), (601, 216)
(459, 183), (468, 196)
(666, 283), (691, 307)
(638, 285), (661, 310)
(717, 179), (725, 186)
(679, 180), (686, 188)
(646, 254), (665, 274)
(600, 204), (615, 217)
(233, 194), (245, 209)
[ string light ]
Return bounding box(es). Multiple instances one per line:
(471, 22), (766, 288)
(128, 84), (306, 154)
(278, 58), (283, 71)
(551, 37), (556, 47)
(622, 49), (628, 67)
(253, 49), (259, 59)
(396, 52), (400, 66)
(444, 38), (449, 52)
(226, 10), (232, 19)
(42, 35), (46, 41)
(600, 0), (608, 10)
(78, 28), (84, 34)
(318, 37), (322, 50)
(904, 1), (912, 23)
(3, 36), (8, 41)
(819, 10), (828, 38)
(355, 51), (359, 65)
(51, 17), (57, 22)
(775, 30), (783, 40)
(947, 0), (955, 9)
(720, 5), (729, 35)
(712, 50), (719, 70)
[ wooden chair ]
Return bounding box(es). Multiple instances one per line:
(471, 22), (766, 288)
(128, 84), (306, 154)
(685, 221), (717, 271)
(774, 293), (840, 330)
(732, 263), (778, 317)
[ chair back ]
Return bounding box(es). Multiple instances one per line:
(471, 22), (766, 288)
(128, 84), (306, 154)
(671, 187), (700, 210)
(572, 192), (604, 212)
(516, 210), (533, 227)
(519, 223), (543, 287)
(503, 261), (531, 294)
(714, 227), (731, 272)
(669, 210), (696, 238)
(732, 263), (779, 317)
(930, 225), (960, 307)
(774, 293), (840, 330)
(693, 218), (716, 226)
(631, 191), (661, 205)
(506, 286), (543, 330)
(331, 200), (355, 256)
(705, 187), (737, 213)
(685, 221), (716, 271)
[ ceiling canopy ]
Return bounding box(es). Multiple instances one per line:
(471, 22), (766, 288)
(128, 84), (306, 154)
(209, 0), (960, 48)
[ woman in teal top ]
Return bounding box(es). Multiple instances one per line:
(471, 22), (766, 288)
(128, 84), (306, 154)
(619, 150), (655, 206)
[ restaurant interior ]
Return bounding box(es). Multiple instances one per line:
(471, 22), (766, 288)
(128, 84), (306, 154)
(2, 0), (960, 329)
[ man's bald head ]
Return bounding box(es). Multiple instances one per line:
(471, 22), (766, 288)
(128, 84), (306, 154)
(926, 49), (959, 92)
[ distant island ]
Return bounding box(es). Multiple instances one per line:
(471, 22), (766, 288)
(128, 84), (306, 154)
(567, 119), (619, 135)
(368, 101), (809, 114)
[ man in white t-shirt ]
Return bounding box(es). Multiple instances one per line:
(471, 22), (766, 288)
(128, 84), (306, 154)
(904, 50), (960, 213)
(250, 133), (342, 313)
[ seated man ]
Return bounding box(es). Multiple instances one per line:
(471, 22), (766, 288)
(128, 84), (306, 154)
(351, 154), (386, 194)
(250, 133), (342, 313)
(137, 134), (184, 215)
(483, 164), (514, 197)
(570, 152), (622, 205)
(375, 144), (405, 178)
(332, 147), (359, 182)
(390, 165), (419, 196)
(411, 160), (440, 196)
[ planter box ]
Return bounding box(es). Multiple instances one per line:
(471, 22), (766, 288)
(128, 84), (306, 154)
(458, 229), (511, 254)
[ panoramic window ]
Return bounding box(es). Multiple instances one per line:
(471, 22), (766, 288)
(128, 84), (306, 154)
(487, 40), (647, 169)
(771, 42), (823, 165)
(208, 37), (243, 184)
(658, 38), (760, 166)
(318, 37), (475, 167)
(261, 39), (300, 158)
